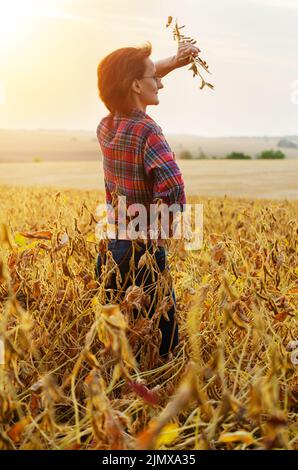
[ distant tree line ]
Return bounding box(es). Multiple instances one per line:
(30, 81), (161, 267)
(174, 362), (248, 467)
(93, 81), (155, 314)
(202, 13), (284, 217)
(225, 152), (251, 160)
(255, 150), (285, 159)
(178, 149), (286, 160)
(278, 138), (298, 149)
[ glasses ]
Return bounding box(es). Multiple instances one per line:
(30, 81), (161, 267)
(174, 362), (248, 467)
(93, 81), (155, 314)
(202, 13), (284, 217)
(140, 74), (162, 83)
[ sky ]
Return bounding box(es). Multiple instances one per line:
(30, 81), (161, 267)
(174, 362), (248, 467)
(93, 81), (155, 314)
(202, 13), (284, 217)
(0, 0), (297, 136)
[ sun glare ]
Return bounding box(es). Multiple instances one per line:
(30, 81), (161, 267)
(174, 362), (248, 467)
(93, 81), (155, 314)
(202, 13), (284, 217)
(0, 0), (54, 46)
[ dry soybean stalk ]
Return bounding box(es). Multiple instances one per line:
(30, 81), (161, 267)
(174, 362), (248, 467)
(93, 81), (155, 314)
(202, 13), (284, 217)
(166, 16), (214, 90)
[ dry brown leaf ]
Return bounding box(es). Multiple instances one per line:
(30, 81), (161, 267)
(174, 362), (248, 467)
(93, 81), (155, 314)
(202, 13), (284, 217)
(218, 430), (255, 445)
(7, 417), (32, 443)
(19, 231), (52, 240)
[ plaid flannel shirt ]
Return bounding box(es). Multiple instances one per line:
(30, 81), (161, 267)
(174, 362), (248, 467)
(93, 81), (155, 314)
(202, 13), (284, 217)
(96, 107), (186, 240)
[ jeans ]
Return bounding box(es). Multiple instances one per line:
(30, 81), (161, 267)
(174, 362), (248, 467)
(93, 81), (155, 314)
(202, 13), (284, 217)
(95, 239), (179, 358)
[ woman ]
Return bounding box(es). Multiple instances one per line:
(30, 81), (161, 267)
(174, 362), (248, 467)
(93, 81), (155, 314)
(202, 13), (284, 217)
(95, 41), (200, 361)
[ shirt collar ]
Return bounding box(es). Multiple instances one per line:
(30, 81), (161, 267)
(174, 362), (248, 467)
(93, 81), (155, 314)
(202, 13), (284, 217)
(114, 107), (149, 120)
(130, 107), (148, 119)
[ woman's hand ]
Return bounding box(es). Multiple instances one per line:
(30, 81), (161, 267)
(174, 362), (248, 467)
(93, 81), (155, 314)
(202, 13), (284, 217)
(174, 41), (201, 68)
(155, 43), (201, 78)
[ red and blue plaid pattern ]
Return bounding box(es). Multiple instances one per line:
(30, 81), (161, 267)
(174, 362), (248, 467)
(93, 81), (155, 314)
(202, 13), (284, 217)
(96, 107), (186, 238)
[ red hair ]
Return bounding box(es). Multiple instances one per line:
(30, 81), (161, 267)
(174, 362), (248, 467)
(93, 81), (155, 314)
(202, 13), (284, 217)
(97, 42), (152, 117)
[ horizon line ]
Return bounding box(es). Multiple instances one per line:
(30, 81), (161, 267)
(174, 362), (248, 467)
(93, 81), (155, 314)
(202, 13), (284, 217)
(0, 128), (297, 139)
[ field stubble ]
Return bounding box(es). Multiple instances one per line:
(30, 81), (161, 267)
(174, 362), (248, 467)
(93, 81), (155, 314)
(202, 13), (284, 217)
(0, 185), (297, 450)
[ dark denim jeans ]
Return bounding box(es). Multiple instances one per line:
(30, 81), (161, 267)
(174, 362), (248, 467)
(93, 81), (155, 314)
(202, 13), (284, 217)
(95, 239), (179, 358)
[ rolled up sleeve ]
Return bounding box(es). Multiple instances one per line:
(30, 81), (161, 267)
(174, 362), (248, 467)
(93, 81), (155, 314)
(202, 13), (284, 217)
(143, 132), (186, 209)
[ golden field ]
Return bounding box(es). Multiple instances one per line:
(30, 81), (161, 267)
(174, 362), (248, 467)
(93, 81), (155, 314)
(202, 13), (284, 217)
(0, 185), (297, 450)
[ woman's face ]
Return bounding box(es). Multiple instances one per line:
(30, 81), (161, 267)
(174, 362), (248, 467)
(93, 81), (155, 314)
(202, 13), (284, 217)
(132, 58), (164, 108)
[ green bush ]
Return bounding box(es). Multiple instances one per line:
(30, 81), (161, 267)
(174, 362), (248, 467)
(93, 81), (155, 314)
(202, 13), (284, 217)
(257, 150), (285, 159)
(179, 150), (193, 160)
(225, 152), (251, 160)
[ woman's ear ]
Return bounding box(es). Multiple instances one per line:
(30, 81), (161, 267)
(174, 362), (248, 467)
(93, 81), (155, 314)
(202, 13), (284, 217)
(131, 78), (141, 95)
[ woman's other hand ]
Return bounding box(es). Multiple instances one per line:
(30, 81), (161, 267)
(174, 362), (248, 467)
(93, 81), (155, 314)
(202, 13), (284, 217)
(174, 41), (201, 68)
